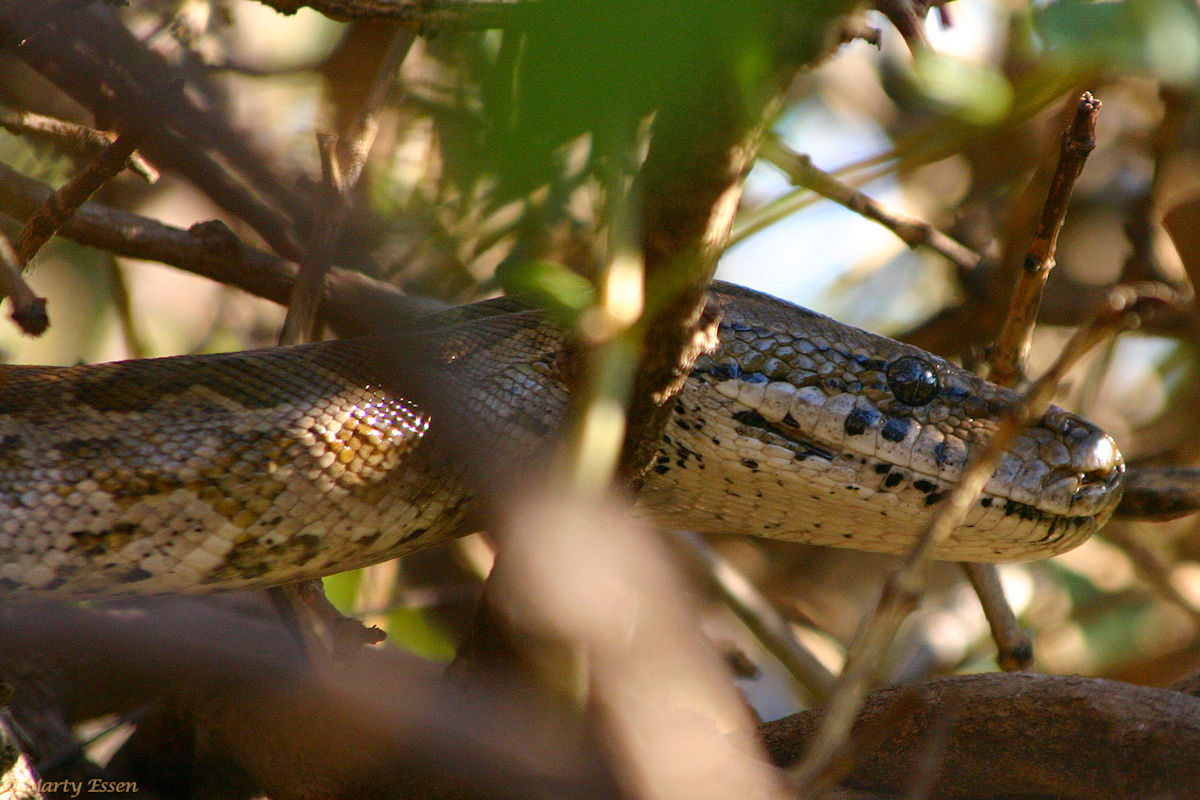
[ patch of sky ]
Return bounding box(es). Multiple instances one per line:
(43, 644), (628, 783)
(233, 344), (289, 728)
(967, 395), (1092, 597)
(717, 97), (903, 313)
(718, 1), (1002, 333)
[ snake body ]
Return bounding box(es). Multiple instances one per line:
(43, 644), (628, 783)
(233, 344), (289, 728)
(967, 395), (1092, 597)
(0, 283), (1123, 596)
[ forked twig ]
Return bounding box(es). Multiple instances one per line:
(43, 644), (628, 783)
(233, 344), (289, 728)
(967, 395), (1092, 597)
(789, 282), (1185, 793)
(12, 128), (144, 266)
(963, 92), (1103, 672)
(0, 106), (158, 182)
(279, 31), (411, 345)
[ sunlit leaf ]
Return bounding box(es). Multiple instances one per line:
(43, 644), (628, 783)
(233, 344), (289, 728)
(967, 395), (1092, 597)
(1036, 0), (1200, 84)
(912, 50), (1014, 126)
(497, 258), (596, 321)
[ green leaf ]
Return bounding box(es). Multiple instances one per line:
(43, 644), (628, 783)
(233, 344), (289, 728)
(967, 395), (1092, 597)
(497, 258), (597, 322)
(911, 51), (1014, 126)
(1035, 0), (1200, 84)
(322, 570), (364, 611)
(384, 607), (458, 663)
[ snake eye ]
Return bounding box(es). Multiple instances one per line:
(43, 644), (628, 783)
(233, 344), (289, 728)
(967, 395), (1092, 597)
(886, 356), (939, 406)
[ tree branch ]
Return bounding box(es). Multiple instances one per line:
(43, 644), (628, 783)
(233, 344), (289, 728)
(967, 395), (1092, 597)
(761, 672), (1200, 798)
(0, 162), (440, 338)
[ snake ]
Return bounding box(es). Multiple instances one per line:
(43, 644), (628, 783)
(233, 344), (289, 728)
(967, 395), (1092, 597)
(0, 282), (1124, 597)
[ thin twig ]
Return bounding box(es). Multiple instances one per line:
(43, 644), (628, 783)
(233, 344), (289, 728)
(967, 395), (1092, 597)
(789, 281), (1185, 793)
(0, 106), (158, 182)
(988, 92), (1101, 386)
(0, 229), (46, 335)
(255, 0), (528, 28)
(759, 137), (981, 274)
(12, 128), (144, 266)
(0, 161), (443, 337)
(279, 31), (411, 345)
(671, 531), (836, 704)
(764, 672), (1200, 797)
(102, 256), (147, 359)
(960, 562), (1032, 671)
(957, 94), (1102, 673)
(279, 131), (344, 345)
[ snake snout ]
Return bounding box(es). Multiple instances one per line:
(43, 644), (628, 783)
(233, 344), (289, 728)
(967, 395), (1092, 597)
(1026, 408), (1125, 522)
(1058, 415), (1123, 479)
(1072, 429), (1123, 480)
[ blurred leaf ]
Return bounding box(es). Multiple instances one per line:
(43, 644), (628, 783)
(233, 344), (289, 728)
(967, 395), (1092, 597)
(474, 0), (779, 202)
(385, 607), (458, 663)
(497, 258), (596, 322)
(911, 51), (1014, 126)
(1036, 0), (1200, 84)
(324, 569), (457, 661)
(323, 569), (363, 611)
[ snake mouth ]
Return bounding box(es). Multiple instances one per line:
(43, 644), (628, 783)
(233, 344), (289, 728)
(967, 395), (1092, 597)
(1002, 413), (1125, 521)
(727, 396), (1125, 532)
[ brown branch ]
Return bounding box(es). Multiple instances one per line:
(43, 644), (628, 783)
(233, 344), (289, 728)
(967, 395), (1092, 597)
(960, 562), (1032, 671)
(616, 1), (857, 478)
(0, 106), (158, 182)
(0, 230), (47, 335)
(280, 31), (410, 345)
(0, 4), (314, 262)
(254, 0), (528, 26)
(789, 281), (1186, 792)
(761, 672), (1200, 798)
(12, 129), (144, 266)
(759, 137), (981, 274)
(0, 598), (615, 800)
(988, 92), (1101, 385)
(0, 161), (442, 338)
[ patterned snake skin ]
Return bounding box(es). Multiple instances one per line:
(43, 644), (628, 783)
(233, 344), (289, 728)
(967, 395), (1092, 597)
(0, 283), (1124, 596)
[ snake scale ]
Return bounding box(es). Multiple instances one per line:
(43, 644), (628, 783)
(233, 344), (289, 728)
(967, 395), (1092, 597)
(0, 282), (1123, 597)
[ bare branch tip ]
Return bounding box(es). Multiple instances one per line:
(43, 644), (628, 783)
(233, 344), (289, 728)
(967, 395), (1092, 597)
(1066, 92), (1101, 153)
(10, 295), (48, 336)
